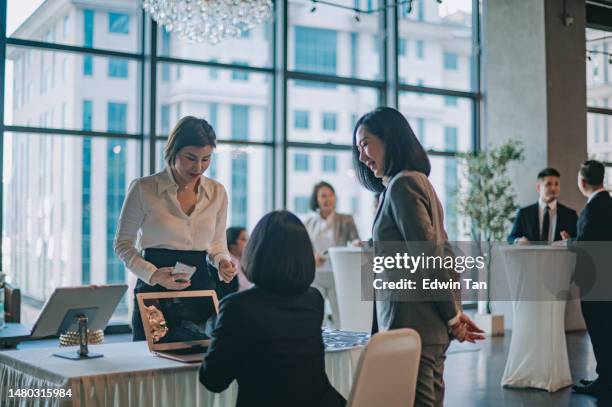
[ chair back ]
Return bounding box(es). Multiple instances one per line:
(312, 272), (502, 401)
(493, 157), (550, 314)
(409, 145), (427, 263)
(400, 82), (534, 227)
(348, 328), (421, 407)
(329, 247), (372, 332)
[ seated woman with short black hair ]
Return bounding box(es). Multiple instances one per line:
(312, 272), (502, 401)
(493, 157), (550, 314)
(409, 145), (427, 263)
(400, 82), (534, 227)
(199, 210), (346, 407)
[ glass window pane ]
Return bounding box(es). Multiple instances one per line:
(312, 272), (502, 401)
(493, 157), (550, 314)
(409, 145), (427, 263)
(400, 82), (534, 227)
(8, 1), (140, 53)
(398, 0), (473, 91)
(322, 154), (338, 172)
(157, 63), (272, 142)
(587, 112), (612, 167)
(2, 132), (141, 324)
(287, 148), (375, 238)
(108, 59), (129, 78)
(428, 156), (468, 241)
(108, 12), (130, 34)
(586, 28), (612, 109)
(288, 80), (379, 142)
(5, 47), (140, 133)
(586, 28), (612, 190)
(294, 110), (310, 129)
(322, 112), (337, 131)
(288, 1), (383, 80)
(399, 92), (473, 152)
(157, 23), (273, 68)
(154, 142), (273, 231)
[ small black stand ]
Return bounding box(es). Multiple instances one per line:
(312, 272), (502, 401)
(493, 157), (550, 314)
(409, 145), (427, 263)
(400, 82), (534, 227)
(54, 314), (103, 360)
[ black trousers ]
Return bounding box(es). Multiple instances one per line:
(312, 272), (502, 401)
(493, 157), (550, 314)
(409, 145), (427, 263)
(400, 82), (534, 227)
(132, 248), (231, 341)
(581, 301), (612, 383)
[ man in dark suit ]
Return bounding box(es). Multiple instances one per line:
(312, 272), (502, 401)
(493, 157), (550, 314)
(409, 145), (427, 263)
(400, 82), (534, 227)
(571, 160), (612, 397)
(508, 168), (578, 244)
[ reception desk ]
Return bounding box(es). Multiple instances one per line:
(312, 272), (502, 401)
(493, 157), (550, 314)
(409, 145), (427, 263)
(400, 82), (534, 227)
(500, 245), (576, 392)
(0, 339), (363, 407)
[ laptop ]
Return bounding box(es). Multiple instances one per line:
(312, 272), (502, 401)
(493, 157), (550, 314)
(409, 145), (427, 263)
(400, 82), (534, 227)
(137, 290), (219, 363)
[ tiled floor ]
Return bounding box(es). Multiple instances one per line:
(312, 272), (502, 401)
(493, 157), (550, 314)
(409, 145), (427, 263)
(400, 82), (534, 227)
(445, 330), (609, 406)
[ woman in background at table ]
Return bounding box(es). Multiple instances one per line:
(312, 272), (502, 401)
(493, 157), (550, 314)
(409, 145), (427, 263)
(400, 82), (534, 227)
(304, 181), (361, 269)
(200, 210), (346, 407)
(353, 107), (484, 406)
(226, 226), (253, 292)
(114, 116), (236, 341)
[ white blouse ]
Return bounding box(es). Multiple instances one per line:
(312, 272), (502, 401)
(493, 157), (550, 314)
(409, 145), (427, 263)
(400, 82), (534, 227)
(305, 211), (337, 255)
(114, 167), (231, 284)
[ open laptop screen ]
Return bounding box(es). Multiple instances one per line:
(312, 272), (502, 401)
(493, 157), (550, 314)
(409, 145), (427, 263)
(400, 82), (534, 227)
(137, 290), (219, 351)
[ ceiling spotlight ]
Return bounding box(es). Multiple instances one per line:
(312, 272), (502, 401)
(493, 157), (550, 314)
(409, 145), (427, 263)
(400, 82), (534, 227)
(587, 54), (592, 61)
(354, 13), (360, 22)
(310, 1), (317, 13)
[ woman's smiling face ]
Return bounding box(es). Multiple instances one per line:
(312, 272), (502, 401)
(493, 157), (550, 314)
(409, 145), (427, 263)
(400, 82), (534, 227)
(356, 125), (386, 178)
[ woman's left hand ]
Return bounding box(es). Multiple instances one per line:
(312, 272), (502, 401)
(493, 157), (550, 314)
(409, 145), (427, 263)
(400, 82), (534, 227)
(218, 259), (237, 283)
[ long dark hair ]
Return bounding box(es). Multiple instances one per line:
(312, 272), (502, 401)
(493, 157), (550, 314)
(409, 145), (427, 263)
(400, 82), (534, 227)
(352, 107), (430, 192)
(242, 211), (315, 296)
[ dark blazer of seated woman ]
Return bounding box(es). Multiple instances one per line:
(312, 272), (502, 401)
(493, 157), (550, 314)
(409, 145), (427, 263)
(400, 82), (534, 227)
(199, 210), (346, 407)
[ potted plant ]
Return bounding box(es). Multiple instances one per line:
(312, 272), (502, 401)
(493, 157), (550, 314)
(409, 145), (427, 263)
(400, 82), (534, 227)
(457, 139), (524, 335)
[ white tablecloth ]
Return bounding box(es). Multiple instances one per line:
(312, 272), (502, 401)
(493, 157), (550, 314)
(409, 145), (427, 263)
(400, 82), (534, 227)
(0, 340), (363, 406)
(313, 268), (340, 329)
(500, 246), (576, 392)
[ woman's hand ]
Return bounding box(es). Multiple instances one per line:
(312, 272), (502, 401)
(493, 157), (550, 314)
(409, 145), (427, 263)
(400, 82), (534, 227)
(218, 259), (237, 283)
(314, 253), (326, 268)
(150, 267), (191, 290)
(349, 239), (364, 247)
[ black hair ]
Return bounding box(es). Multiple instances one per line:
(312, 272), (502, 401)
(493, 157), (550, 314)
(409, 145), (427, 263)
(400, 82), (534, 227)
(309, 181), (336, 212)
(580, 160), (605, 186)
(226, 226), (246, 250)
(242, 211), (315, 296)
(537, 168), (560, 180)
(352, 107), (431, 193)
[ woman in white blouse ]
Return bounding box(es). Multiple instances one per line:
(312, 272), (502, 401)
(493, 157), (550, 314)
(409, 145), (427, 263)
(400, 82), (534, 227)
(114, 116), (236, 340)
(303, 182), (360, 269)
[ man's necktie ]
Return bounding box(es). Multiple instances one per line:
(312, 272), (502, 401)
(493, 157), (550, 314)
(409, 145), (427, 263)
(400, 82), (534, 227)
(541, 205), (550, 242)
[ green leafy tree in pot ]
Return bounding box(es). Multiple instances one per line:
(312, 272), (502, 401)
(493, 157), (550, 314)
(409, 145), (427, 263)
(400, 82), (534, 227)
(457, 140), (524, 314)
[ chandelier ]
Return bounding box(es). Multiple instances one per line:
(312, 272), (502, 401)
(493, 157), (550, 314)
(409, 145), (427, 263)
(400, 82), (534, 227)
(142, 0), (274, 44)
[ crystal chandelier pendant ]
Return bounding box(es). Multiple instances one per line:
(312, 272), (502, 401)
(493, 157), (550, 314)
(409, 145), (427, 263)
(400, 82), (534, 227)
(143, 0), (274, 44)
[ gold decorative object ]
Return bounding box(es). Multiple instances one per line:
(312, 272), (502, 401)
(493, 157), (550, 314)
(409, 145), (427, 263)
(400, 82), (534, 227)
(59, 329), (104, 347)
(144, 305), (168, 343)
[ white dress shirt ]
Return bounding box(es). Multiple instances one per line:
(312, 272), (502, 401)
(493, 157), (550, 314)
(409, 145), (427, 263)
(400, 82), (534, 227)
(306, 211), (337, 256)
(230, 254), (253, 292)
(114, 167), (231, 284)
(538, 198), (557, 243)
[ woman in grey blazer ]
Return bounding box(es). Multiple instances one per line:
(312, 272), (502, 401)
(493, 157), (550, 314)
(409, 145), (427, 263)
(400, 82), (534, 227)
(352, 107), (484, 407)
(304, 181), (360, 269)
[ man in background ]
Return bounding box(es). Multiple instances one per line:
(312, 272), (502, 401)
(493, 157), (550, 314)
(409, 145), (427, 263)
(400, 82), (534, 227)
(508, 168), (578, 244)
(571, 160), (612, 397)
